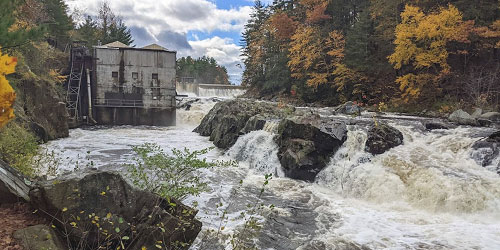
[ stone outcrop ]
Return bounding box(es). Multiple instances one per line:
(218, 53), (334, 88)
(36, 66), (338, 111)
(480, 112), (500, 122)
(194, 100), (287, 149)
(365, 123), (404, 155)
(275, 118), (347, 181)
(13, 225), (66, 250)
(471, 131), (500, 167)
(423, 121), (452, 130)
(335, 101), (362, 115)
(448, 109), (479, 126)
(29, 170), (201, 250)
(14, 77), (69, 141)
(0, 159), (31, 204)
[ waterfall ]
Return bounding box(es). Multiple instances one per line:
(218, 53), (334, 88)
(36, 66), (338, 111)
(317, 125), (500, 214)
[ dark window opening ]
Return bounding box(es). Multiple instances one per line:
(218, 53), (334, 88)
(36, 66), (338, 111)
(152, 73), (158, 80)
(132, 72), (139, 79)
(112, 71), (118, 78)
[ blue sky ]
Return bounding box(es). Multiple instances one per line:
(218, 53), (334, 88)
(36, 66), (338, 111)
(65, 0), (272, 84)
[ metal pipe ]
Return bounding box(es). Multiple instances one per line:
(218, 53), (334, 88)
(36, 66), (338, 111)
(86, 68), (97, 124)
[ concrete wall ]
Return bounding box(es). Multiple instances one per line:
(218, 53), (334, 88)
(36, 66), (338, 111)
(92, 47), (177, 126)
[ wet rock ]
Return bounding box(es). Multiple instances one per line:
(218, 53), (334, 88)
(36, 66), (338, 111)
(194, 100), (287, 149)
(471, 131), (500, 167)
(423, 121), (452, 130)
(448, 109), (479, 126)
(0, 159), (31, 204)
(29, 170), (201, 250)
(275, 119), (347, 181)
(365, 123), (404, 155)
(241, 115), (268, 134)
(480, 112), (500, 122)
(13, 225), (65, 250)
(335, 101), (362, 115)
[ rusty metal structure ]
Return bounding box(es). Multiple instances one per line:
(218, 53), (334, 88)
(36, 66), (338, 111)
(65, 41), (177, 127)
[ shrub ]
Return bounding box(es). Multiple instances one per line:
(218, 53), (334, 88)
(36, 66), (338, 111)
(0, 122), (40, 176)
(127, 143), (235, 200)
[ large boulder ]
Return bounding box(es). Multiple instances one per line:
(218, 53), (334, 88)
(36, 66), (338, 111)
(29, 170), (201, 250)
(365, 123), (404, 155)
(275, 118), (347, 181)
(335, 101), (362, 115)
(194, 100), (287, 149)
(0, 159), (31, 204)
(471, 131), (500, 167)
(423, 121), (452, 130)
(480, 112), (500, 122)
(448, 109), (479, 126)
(13, 225), (66, 250)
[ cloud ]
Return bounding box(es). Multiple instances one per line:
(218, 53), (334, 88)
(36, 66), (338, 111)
(185, 37), (244, 84)
(65, 0), (250, 84)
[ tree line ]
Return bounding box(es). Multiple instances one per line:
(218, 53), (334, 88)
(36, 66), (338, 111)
(177, 56), (231, 85)
(242, 0), (500, 110)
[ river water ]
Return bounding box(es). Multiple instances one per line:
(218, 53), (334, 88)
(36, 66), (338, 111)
(43, 98), (500, 250)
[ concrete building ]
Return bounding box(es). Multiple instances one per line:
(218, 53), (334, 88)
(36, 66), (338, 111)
(88, 41), (177, 126)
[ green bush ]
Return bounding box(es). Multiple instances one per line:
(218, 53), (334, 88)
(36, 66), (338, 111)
(0, 122), (40, 176)
(127, 143), (235, 200)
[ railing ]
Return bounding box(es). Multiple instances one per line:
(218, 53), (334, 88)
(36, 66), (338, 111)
(93, 99), (144, 108)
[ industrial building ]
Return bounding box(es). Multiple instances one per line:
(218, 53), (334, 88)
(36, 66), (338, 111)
(66, 41), (177, 126)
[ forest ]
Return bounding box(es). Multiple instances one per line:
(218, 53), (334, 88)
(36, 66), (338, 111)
(242, 0), (500, 111)
(177, 56), (231, 85)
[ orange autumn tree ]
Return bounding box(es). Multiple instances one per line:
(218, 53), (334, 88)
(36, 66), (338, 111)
(0, 48), (17, 128)
(389, 4), (473, 103)
(288, 0), (345, 88)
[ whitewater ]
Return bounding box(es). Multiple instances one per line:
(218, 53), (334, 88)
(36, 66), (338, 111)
(42, 97), (500, 249)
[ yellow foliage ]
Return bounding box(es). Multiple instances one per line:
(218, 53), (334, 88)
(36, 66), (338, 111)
(288, 27), (344, 88)
(0, 48), (17, 128)
(389, 4), (471, 102)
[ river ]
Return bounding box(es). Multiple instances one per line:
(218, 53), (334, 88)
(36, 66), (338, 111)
(42, 97), (500, 250)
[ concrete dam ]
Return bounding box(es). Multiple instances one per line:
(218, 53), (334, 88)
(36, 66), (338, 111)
(176, 82), (246, 98)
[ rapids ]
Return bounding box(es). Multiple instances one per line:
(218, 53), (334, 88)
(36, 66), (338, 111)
(42, 98), (500, 249)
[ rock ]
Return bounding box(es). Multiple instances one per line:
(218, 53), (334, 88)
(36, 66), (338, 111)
(241, 115), (268, 134)
(13, 225), (66, 250)
(14, 78), (69, 140)
(480, 112), (500, 122)
(0, 159), (31, 204)
(275, 119), (347, 181)
(471, 131), (500, 167)
(448, 109), (479, 126)
(194, 100), (287, 149)
(335, 101), (362, 115)
(471, 108), (483, 119)
(29, 170), (201, 250)
(478, 118), (493, 127)
(29, 122), (49, 142)
(423, 121), (451, 130)
(365, 123), (404, 155)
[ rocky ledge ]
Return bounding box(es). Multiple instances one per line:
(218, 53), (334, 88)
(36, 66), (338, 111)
(194, 99), (405, 181)
(0, 161), (201, 250)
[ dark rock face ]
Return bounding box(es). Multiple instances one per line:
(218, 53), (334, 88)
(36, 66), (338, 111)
(14, 78), (69, 140)
(423, 121), (452, 130)
(29, 170), (201, 250)
(0, 159), (31, 204)
(365, 123), (404, 155)
(13, 225), (65, 250)
(471, 131), (500, 167)
(194, 100), (286, 149)
(275, 119), (347, 181)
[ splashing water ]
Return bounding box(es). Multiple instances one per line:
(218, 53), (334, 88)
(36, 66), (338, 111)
(42, 99), (500, 249)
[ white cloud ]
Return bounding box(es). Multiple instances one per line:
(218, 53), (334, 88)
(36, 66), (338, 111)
(184, 37), (244, 84)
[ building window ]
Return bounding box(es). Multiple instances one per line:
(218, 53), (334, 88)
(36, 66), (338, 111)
(112, 71), (118, 78)
(152, 73), (158, 80)
(132, 72), (138, 79)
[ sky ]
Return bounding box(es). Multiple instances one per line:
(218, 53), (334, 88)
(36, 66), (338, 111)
(65, 0), (274, 84)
